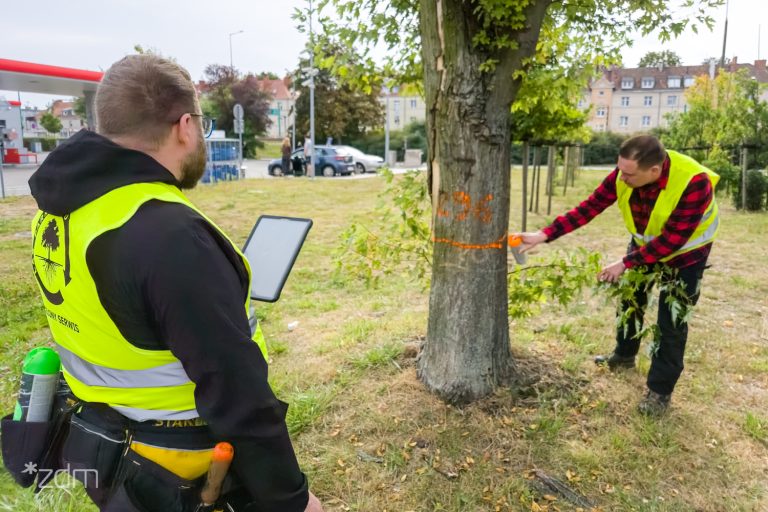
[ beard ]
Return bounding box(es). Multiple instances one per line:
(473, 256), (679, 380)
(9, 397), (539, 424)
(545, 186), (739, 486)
(178, 137), (207, 189)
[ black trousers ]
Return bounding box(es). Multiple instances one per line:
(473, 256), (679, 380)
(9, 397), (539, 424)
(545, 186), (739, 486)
(613, 258), (707, 396)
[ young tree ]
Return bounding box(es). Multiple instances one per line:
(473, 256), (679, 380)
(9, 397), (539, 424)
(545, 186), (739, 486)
(40, 112), (63, 135)
(664, 69), (768, 167)
(638, 50), (682, 67)
(321, 0), (722, 404)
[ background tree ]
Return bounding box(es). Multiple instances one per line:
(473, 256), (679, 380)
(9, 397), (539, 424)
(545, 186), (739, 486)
(201, 64), (272, 157)
(664, 69), (768, 169)
(294, 38), (384, 144)
(40, 112), (62, 135)
(73, 97), (87, 124)
(319, 0), (723, 404)
(638, 50), (682, 67)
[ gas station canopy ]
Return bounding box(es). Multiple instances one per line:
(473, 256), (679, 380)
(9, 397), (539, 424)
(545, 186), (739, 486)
(0, 58), (103, 96)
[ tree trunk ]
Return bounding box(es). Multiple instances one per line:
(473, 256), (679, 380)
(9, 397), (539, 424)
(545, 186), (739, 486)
(417, 0), (549, 404)
(546, 145), (555, 215)
(522, 141), (529, 231)
(534, 146), (542, 214)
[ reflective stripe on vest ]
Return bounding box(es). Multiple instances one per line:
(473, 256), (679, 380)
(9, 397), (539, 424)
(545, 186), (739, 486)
(616, 150), (720, 262)
(57, 344), (192, 388)
(32, 182), (267, 422)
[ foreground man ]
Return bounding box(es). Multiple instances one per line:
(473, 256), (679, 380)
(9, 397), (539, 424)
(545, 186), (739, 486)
(29, 54), (322, 511)
(519, 135), (718, 416)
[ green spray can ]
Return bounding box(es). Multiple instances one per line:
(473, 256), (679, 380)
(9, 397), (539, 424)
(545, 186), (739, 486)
(12, 347), (61, 422)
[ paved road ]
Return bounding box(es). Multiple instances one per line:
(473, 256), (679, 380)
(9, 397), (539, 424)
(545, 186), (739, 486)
(0, 158), (423, 198)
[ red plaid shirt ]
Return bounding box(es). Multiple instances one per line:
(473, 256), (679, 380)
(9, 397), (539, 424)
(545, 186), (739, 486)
(542, 157), (713, 269)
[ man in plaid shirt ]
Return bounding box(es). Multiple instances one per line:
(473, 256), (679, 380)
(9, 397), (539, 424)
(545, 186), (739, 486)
(518, 135), (719, 416)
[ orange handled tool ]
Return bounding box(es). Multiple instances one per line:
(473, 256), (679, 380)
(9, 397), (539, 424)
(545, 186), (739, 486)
(200, 442), (235, 506)
(508, 234), (527, 265)
(508, 235), (522, 248)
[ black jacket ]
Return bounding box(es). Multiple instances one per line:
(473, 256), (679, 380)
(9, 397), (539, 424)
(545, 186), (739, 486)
(29, 130), (308, 511)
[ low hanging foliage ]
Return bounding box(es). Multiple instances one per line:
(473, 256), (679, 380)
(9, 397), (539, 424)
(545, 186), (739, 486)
(336, 172), (695, 344)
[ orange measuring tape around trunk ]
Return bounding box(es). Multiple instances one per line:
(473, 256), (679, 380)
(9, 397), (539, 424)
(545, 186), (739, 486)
(431, 233), (528, 263)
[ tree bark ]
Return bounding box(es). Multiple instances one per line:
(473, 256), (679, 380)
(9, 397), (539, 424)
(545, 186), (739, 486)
(417, 0), (550, 404)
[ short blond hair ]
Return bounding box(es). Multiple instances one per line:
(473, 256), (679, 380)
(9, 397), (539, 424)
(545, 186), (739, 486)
(96, 54), (197, 148)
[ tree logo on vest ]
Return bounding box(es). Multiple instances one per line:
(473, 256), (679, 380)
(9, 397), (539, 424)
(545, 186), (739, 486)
(33, 213), (71, 305)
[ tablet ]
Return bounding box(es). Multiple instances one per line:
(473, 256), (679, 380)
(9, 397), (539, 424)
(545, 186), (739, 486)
(242, 215), (313, 302)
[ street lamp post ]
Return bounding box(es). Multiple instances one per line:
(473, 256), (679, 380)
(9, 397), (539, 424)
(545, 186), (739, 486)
(382, 85), (399, 166)
(229, 30), (244, 71)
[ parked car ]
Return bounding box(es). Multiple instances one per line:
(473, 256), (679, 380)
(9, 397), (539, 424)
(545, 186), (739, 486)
(268, 146), (356, 177)
(333, 145), (385, 174)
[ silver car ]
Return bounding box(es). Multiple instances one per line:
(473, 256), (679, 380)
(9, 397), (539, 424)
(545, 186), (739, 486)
(334, 145), (385, 174)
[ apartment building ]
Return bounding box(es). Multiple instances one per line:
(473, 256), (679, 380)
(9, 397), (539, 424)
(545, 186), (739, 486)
(379, 89), (426, 132)
(584, 58), (768, 133)
(255, 78), (295, 139)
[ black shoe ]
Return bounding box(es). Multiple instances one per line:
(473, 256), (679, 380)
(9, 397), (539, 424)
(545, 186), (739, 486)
(594, 352), (636, 370)
(637, 389), (671, 417)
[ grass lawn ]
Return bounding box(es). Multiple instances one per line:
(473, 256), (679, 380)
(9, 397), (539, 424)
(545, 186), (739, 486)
(256, 139), (285, 159)
(1, 169), (767, 511)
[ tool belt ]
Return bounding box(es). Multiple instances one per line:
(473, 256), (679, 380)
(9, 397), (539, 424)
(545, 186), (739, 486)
(2, 393), (243, 511)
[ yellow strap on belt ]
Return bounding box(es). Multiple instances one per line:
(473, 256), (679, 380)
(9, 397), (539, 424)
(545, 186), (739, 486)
(130, 441), (213, 480)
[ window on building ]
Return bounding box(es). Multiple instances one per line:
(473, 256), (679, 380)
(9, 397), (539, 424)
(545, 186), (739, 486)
(644, 96), (653, 106)
(393, 100), (400, 109)
(667, 95), (678, 106)
(641, 77), (655, 88)
(642, 115), (651, 127)
(596, 107), (607, 117)
(621, 96), (630, 106)
(597, 124), (606, 132)
(621, 78), (634, 89)
(668, 76), (681, 88)
(394, 116), (400, 125)
(683, 76), (695, 87)
(599, 90), (604, 96)
(619, 116), (628, 127)
(410, 99), (417, 109)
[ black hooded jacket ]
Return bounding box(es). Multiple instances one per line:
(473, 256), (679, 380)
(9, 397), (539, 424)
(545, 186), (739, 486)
(29, 130), (308, 511)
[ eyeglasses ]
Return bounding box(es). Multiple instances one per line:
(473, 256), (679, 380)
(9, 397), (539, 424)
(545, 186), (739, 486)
(189, 113), (215, 138)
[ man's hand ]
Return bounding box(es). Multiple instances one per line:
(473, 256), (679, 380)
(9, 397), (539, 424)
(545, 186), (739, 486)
(517, 230), (548, 254)
(305, 492), (324, 512)
(598, 259), (627, 284)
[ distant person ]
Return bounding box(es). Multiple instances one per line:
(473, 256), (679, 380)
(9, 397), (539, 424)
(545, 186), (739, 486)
(515, 135), (719, 417)
(303, 133), (314, 177)
(25, 54), (323, 512)
(281, 136), (292, 176)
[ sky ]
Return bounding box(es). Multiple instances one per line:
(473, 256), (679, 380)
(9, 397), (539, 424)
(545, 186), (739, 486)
(2, 0), (767, 108)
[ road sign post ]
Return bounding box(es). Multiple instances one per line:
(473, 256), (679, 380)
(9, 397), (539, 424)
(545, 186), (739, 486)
(233, 104), (244, 179)
(0, 135), (6, 199)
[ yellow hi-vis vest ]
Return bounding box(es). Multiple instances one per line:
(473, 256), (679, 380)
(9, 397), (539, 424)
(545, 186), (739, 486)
(31, 182), (267, 422)
(616, 150), (720, 262)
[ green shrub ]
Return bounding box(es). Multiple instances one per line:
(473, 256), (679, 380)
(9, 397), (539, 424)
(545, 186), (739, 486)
(582, 131), (625, 165)
(23, 137), (58, 152)
(732, 169), (768, 211)
(702, 145), (740, 195)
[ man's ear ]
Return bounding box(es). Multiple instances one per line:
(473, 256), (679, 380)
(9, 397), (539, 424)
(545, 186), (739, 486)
(175, 113), (195, 146)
